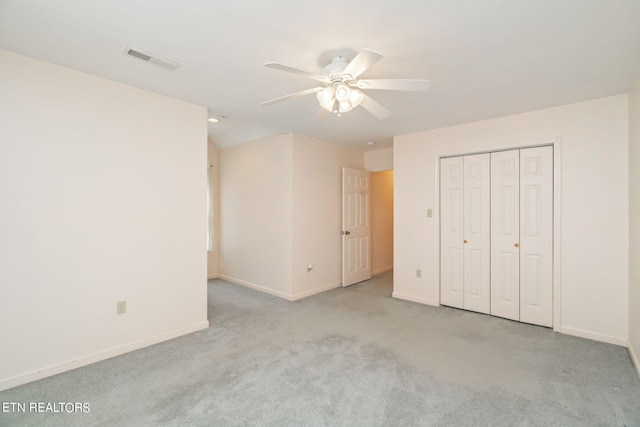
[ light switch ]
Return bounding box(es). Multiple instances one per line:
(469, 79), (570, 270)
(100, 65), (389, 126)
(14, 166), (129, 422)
(427, 209), (433, 218)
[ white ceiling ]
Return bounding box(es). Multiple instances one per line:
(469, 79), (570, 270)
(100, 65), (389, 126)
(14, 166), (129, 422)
(1, 0), (639, 151)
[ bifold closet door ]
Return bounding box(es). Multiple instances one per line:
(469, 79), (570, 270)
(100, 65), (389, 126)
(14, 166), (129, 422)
(490, 150), (520, 321)
(443, 147), (553, 326)
(490, 147), (553, 326)
(519, 146), (553, 327)
(440, 154), (490, 313)
(440, 157), (464, 309)
(462, 154), (491, 314)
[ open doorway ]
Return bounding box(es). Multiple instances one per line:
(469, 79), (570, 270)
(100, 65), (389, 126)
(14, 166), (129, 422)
(370, 171), (394, 276)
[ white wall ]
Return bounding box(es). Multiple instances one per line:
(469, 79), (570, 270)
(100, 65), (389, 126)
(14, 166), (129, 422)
(207, 139), (220, 279)
(365, 147), (393, 172)
(291, 134), (363, 299)
(0, 50), (208, 391)
(218, 132), (365, 300)
(371, 171), (394, 275)
(219, 133), (294, 298)
(629, 74), (640, 375)
(394, 95), (629, 345)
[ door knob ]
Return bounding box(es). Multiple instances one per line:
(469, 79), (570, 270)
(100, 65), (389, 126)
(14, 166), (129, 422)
(514, 243), (519, 247)
(345, 231), (351, 235)
(463, 240), (467, 244)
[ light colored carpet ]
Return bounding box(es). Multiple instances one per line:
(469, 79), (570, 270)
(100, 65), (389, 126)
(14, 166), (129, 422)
(1, 271), (639, 426)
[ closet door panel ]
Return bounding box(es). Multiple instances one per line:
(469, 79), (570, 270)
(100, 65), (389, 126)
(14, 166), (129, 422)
(463, 153), (491, 314)
(440, 157), (464, 309)
(490, 150), (520, 321)
(519, 146), (553, 327)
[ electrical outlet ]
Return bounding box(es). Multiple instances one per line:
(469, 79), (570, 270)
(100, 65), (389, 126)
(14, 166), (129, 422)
(416, 269), (422, 278)
(116, 300), (126, 315)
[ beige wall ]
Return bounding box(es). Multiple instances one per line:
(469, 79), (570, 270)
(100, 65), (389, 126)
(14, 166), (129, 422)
(219, 133), (294, 298)
(292, 134), (364, 298)
(219, 133), (364, 300)
(0, 49), (208, 391)
(207, 139), (220, 279)
(365, 147), (393, 172)
(394, 95), (629, 346)
(371, 171), (394, 275)
(629, 73), (640, 375)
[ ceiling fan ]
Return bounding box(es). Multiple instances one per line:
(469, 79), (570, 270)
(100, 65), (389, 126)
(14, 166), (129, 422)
(262, 48), (430, 120)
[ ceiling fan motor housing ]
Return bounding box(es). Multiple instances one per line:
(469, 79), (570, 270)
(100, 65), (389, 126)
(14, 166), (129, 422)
(322, 56), (349, 80)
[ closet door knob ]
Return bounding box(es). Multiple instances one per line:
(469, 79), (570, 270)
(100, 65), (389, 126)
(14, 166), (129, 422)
(514, 243), (519, 248)
(463, 240), (468, 244)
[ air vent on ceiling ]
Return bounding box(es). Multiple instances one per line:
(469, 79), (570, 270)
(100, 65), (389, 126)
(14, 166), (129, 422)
(122, 46), (179, 71)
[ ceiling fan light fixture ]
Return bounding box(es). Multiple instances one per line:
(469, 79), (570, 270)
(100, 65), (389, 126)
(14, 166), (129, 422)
(332, 99), (339, 114)
(349, 89), (364, 106)
(316, 84), (364, 115)
(317, 87), (336, 112)
(339, 100), (353, 113)
(334, 83), (350, 102)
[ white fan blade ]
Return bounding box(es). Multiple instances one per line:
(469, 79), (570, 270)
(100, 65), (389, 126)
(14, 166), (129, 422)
(264, 62), (327, 83)
(262, 87), (323, 106)
(356, 79), (430, 92)
(360, 94), (391, 120)
(342, 48), (383, 79)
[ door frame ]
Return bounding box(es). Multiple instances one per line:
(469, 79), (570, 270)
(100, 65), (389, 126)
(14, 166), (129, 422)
(434, 137), (562, 332)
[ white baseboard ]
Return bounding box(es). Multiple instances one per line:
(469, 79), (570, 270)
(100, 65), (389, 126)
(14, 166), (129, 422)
(0, 321), (209, 392)
(218, 275), (343, 302)
(218, 274), (294, 301)
(372, 266), (393, 276)
(392, 292), (438, 307)
(207, 274), (219, 280)
(291, 282), (342, 301)
(629, 341), (640, 381)
(558, 325), (627, 347)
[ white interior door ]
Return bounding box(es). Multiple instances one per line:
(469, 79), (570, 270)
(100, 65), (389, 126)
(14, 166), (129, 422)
(440, 157), (464, 308)
(519, 146), (553, 326)
(491, 150), (520, 320)
(342, 167), (371, 287)
(463, 154), (491, 314)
